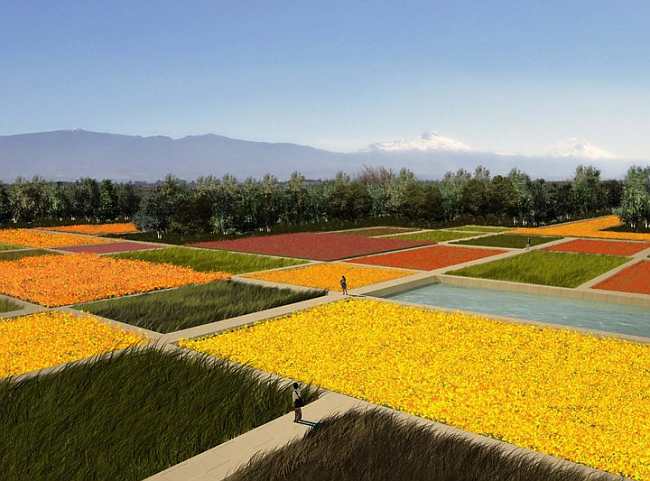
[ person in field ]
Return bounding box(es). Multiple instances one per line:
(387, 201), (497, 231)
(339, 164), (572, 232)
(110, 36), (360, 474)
(526, 236), (531, 250)
(292, 382), (304, 423)
(340, 275), (348, 295)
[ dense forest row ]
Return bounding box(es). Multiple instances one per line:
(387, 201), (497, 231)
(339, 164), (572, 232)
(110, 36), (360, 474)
(1, 165), (649, 236)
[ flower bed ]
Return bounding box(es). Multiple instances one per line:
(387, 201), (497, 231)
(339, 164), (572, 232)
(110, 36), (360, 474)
(56, 241), (163, 254)
(0, 310), (146, 378)
(245, 262), (414, 291)
(182, 298), (650, 480)
(189, 233), (434, 261)
(44, 223), (139, 235)
(593, 260), (650, 296)
(544, 239), (650, 256)
(0, 253), (229, 307)
(346, 245), (506, 270)
(512, 215), (650, 242)
(338, 227), (421, 237)
(0, 229), (117, 248)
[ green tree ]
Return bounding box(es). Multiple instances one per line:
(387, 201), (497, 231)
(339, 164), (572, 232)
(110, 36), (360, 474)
(440, 169), (470, 221)
(615, 166), (650, 229)
(98, 179), (118, 221)
(507, 168), (532, 224)
(0, 182), (12, 224)
(134, 175), (190, 237)
(529, 179), (550, 225)
(571, 165), (603, 215)
(10, 176), (48, 222)
(73, 178), (100, 220)
(116, 183), (142, 218)
(488, 175), (517, 219)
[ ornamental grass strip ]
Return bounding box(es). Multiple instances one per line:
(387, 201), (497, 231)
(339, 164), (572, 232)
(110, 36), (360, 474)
(0, 347), (319, 481)
(544, 239), (650, 256)
(181, 298), (650, 480)
(113, 246), (306, 274)
(43, 223), (140, 235)
(512, 216), (650, 242)
(388, 230), (478, 242)
(593, 260), (650, 295)
(0, 310), (147, 378)
(0, 253), (229, 307)
(227, 409), (616, 481)
(245, 262), (414, 291)
(0, 229), (118, 248)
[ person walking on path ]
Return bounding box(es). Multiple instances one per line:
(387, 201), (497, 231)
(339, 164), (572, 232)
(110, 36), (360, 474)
(526, 236), (531, 250)
(292, 382), (304, 423)
(340, 275), (348, 295)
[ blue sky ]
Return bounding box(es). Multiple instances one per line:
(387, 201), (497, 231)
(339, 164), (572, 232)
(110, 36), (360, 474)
(1, 0), (649, 158)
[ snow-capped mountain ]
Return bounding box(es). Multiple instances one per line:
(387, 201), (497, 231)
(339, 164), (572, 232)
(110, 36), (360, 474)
(549, 138), (616, 160)
(0, 129), (640, 182)
(364, 131), (473, 152)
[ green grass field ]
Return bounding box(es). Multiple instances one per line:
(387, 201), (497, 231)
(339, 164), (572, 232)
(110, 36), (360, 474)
(227, 409), (610, 481)
(0, 249), (58, 261)
(112, 246), (305, 274)
(446, 225), (512, 233)
(452, 234), (562, 249)
(76, 280), (326, 333)
(448, 250), (628, 288)
(0, 243), (22, 251)
(388, 230), (479, 242)
(0, 297), (21, 313)
(0, 347), (319, 481)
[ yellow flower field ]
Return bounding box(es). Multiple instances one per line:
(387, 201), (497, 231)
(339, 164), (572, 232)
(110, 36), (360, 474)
(0, 253), (229, 306)
(512, 215), (650, 242)
(244, 262), (414, 291)
(181, 299), (650, 480)
(0, 310), (147, 378)
(0, 229), (118, 248)
(44, 223), (139, 235)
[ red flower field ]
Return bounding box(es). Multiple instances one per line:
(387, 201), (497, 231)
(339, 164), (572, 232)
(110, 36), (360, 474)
(188, 233), (435, 261)
(544, 239), (650, 256)
(346, 245), (506, 270)
(593, 260), (650, 295)
(55, 242), (164, 254)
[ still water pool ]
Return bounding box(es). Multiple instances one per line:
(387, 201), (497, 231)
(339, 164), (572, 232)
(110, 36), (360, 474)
(384, 282), (650, 339)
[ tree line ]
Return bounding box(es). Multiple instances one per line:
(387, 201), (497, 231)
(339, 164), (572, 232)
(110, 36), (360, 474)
(0, 177), (141, 224)
(1, 164), (649, 236)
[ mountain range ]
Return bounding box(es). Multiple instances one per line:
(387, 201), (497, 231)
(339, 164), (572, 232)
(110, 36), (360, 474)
(0, 129), (642, 182)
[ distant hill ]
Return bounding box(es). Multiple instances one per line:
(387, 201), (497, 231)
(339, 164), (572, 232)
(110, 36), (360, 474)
(0, 129), (642, 181)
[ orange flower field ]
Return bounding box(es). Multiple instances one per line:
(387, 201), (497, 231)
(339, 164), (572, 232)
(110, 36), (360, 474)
(0, 229), (118, 248)
(245, 262), (414, 291)
(512, 215), (650, 242)
(0, 253), (229, 306)
(0, 310), (147, 378)
(44, 223), (139, 235)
